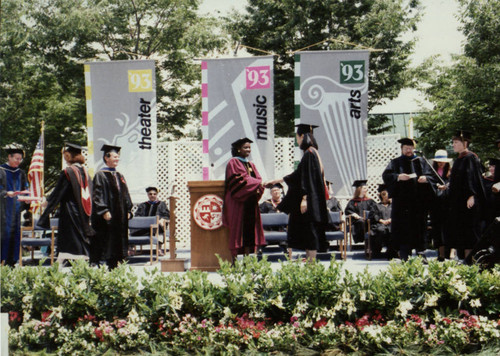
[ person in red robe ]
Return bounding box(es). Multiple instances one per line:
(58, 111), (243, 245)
(222, 138), (266, 260)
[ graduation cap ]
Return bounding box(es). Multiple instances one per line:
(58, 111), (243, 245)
(145, 186), (158, 193)
(397, 138), (417, 146)
(295, 123), (318, 135)
(269, 183), (283, 190)
(3, 144), (25, 157)
(231, 137), (253, 148)
(352, 180), (368, 187)
(495, 138), (500, 146)
(63, 143), (84, 155)
(377, 184), (387, 193)
(452, 130), (472, 142)
(100, 144), (121, 154)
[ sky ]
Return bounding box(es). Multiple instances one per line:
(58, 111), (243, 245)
(198, 0), (465, 114)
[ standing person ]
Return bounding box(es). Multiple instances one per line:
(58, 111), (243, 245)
(1, 145), (29, 266)
(382, 138), (436, 261)
(482, 158), (498, 228)
(259, 183), (283, 214)
(371, 184), (394, 259)
(266, 124), (329, 262)
(38, 143), (94, 263)
(344, 180), (376, 245)
(428, 149), (452, 261)
(222, 138), (266, 261)
(446, 130), (486, 260)
(91, 145), (133, 269)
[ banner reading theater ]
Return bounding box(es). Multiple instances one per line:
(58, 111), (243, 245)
(201, 56), (274, 181)
(84, 60), (157, 203)
(295, 50), (369, 196)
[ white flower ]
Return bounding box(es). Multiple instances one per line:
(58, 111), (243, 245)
(424, 293), (439, 308)
(128, 308), (139, 323)
(243, 292), (255, 302)
(270, 295), (285, 309)
(168, 291), (183, 310)
(359, 291), (367, 301)
(396, 300), (413, 317)
(55, 286), (65, 297)
(470, 298), (481, 308)
(76, 281), (87, 291)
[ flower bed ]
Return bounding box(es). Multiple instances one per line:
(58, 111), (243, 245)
(1, 257), (499, 355)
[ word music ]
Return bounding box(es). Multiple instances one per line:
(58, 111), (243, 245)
(254, 95), (268, 140)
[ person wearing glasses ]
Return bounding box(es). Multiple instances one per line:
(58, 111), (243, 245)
(1, 145), (29, 266)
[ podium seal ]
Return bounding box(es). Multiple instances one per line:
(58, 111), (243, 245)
(193, 194), (223, 230)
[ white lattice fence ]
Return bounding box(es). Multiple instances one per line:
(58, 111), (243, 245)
(153, 134), (400, 248)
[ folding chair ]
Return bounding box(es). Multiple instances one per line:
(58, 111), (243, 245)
(19, 217), (56, 266)
(260, 213), (288, 252)
(325, 211), (347, 260)
(128, 216), (160, 264)
(347, 210), (372, 260)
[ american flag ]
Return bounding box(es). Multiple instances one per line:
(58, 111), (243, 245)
(28, 133), (44, 214)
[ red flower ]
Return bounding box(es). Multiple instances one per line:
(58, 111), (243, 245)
(41, 311), (52, 322)
(313, 318), (327, 329)
(94, 328), (104, 341)
(8, 311), (21, 323)
(355, 314), (371, 327)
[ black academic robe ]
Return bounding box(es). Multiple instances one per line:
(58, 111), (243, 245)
(429, 169), (450, 248)
(327, 197), (342, 212)
(382, 155), (436, 250)
(38, 164), (94, 258)
(259, 199), (281, 214)
(447, 151), (486, 250)
(0, 164), (28, 265)
(278, 147), (328, 251)
(482, 177), (496, 226)
(91, 169), (132, 263)
(131, 200), (170, 236)
(345, 198), (376, 243)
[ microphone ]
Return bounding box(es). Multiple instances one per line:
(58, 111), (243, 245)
(414, 150), (423, 155)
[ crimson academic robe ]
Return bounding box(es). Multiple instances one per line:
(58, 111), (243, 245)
(447, 151), (486, 250)
(38, 164), (94, 258)
(0, 164), (28, 265)
(382, 155), (436, 250)
(222, 158), (266, 257)
(91, 168), (132, 264)
(278, 148), (328, 251)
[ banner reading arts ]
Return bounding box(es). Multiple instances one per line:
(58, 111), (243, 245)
(295, 50), (369, 197)
(84, 60), (157, 203)
(201, 56), (274, 181)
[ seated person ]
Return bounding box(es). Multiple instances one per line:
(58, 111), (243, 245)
(370, 184), (395, 258)
(259, 183), (283, 214)
(326, 181), (343, 231)
(326, 181), (342, 212)
(131, 186), (170, 236)
(345, 180), (376, 244)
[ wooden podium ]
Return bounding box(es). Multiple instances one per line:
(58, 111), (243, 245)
(188, 180), (232, 271)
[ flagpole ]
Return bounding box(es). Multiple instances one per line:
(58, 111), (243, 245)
(39, 121), (45, 216)
(41, 121), (45, 196)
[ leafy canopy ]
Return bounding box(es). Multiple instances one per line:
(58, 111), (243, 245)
(226, 0), (422, 136)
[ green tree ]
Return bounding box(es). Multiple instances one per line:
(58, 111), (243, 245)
(226, 0), (422, 136)
(1, 0), (228, 188)
(415, 0), (500, 160)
